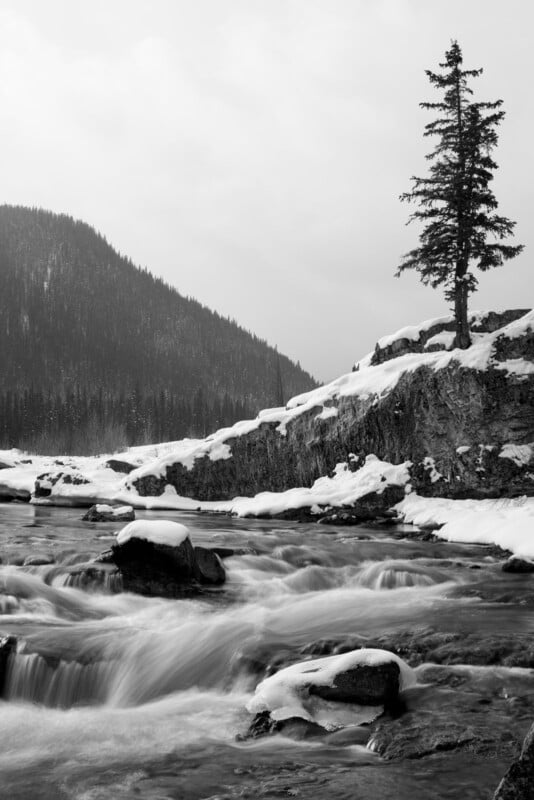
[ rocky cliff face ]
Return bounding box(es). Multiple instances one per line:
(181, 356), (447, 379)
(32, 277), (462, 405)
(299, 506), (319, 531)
(132, 310), (534, 503)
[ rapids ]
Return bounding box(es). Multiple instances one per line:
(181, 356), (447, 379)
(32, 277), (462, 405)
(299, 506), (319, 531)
(0, 503), (531, 799)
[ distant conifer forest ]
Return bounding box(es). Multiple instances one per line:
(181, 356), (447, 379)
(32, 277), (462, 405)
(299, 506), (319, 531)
(0, 205), (317, 454)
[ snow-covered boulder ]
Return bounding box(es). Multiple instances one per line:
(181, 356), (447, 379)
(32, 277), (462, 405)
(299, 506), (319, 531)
(245, 648), (416, 739)
(82, 504), (135, 522)
(109, 520), (225, 597)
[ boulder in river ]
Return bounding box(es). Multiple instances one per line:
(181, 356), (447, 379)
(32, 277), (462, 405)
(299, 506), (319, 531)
(82, 504), (135, 522)
(244, 648), (415, 739)
(107, 520), (226, 597)
(502, 557), (534, 574)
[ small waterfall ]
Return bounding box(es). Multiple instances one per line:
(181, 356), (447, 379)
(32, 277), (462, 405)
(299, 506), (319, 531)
(4, 651), (114, 708)
(48, 564), (124, 594)
(357, 560), (449, 590)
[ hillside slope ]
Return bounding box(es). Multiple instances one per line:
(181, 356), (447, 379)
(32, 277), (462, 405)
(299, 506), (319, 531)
(0, 205), (316, 452)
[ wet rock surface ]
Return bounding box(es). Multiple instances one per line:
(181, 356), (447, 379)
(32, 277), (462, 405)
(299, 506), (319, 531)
(299, 629), (534, 670)
(494, 722), (534, 799)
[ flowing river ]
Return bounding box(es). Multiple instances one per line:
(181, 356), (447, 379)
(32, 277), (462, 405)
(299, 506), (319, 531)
(0, 503), (533, 799)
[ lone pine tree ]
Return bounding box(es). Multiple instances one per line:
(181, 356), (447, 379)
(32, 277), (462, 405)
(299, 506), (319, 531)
(397, 41), (523, 348)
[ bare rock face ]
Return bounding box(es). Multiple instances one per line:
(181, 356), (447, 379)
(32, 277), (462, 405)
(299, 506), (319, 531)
(494, 723), (534, 800)
(105, 459), (136, 474)
(133, 311), (534, 505)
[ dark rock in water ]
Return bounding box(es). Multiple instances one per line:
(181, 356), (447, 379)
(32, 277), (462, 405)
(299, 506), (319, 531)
(0, 634), (16, 695)
(243, 710), (327, 741)
(108, 536), (226, 597)
(105, 459), (136, 474)
(0, 485), (30, 503)
(308, 662), (400, 707)
(502, 557), (534, 574)
(23, 554), (55, 566)
(82, 504), (135, 522)
(0, 461), (12, 470)
(193, 546), (226, 584)
(111, 536), (197, 597)
(494, 722), (534, 799)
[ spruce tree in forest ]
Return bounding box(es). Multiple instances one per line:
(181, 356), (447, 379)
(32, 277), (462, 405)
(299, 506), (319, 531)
(397, 41), (523, 348)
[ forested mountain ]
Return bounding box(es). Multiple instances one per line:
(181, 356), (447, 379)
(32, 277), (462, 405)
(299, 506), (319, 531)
(0, 205), (317, 453)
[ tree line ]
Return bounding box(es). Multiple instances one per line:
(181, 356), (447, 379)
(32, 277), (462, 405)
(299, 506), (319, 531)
(0, 206), (316, 453)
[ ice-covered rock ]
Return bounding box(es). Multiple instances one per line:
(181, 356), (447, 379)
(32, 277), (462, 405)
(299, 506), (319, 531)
(245, 648), (416, 738)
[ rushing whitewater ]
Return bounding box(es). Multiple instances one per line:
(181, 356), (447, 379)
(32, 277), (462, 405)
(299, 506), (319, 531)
(0, 504), (531, 799)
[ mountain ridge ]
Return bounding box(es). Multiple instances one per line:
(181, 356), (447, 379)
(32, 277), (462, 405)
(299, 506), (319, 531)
(0, 205), (317, 452)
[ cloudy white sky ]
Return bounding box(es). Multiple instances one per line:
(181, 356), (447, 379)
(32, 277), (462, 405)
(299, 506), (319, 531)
(0, 0), (531, 382)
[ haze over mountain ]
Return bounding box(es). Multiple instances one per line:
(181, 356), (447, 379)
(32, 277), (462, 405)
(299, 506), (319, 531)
(0, 205), (317, 453)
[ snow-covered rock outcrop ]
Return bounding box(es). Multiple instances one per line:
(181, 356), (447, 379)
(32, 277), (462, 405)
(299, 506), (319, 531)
(129, 308), (534, 502)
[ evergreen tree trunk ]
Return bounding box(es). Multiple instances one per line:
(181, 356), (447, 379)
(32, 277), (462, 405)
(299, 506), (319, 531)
(454, 278), (471, 349)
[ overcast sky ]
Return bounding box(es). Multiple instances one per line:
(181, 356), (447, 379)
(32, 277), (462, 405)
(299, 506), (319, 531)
(0, 0), (531, 382)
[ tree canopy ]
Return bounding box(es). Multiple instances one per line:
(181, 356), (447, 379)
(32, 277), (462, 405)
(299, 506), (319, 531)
(397, 41), (523, 348)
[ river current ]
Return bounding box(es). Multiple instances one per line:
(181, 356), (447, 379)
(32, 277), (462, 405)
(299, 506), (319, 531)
(0, 503), (532, 799)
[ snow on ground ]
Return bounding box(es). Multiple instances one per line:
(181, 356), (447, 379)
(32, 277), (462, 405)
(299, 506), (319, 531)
(116, 520), (190, 547)
(397, 494), (534, 559)
(95, 504), (133, 518)
(247, 648), (416, 727)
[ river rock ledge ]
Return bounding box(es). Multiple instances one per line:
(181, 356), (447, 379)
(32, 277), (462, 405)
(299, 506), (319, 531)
(494, 722), (534, 800)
